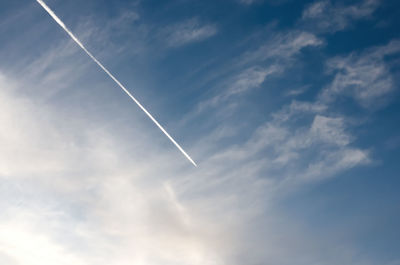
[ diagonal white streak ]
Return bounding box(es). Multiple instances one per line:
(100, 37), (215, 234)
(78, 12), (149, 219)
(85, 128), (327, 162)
(36, 0), (197, 167)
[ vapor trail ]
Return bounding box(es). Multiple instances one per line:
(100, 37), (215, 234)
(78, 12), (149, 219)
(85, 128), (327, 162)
(36, 0), (197, 167)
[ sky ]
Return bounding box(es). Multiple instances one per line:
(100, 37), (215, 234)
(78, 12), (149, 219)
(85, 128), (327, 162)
(0, 0), (399, 264)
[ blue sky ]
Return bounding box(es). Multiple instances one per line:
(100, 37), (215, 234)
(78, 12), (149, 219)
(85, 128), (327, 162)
(0, 0), (400, 264)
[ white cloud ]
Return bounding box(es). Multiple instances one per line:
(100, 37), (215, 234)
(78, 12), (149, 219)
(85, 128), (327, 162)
(241, 31), (323, 64)
(162, 18), (217, 47)
(197, 97), (369, 186)
(301, 0), (380, 33)
(196, 66), (280, 113)
(285, 85), (310, 97)
(302, 147), (370, 180)
(311, 115), (350, 146)
(245, 101), (369, 181)
(227, 66), (277, 96)
(271, 100), (328, 122)
(192, 31), (323, 117)
(320, 40), (400, 108)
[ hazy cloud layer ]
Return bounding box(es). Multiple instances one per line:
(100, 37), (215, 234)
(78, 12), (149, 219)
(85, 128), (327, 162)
(0, 68), (372, 265)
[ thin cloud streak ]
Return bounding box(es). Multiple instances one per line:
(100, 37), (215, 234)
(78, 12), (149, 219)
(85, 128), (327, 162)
(36, 0), (197, 167)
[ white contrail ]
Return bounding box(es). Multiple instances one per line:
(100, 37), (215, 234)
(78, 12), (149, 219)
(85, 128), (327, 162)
(36, 0), (197, 167)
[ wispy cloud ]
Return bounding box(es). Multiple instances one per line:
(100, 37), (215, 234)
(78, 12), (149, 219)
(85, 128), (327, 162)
(226, 66), (279, 96)
(300, 0), (380, 33)
(246, 102), (370, 181)
(192, 30), (323, 117)
(161, 18), (217, 47)
(240, 30), (323, 65)
(320, 40), (400, 108)
(197, 66), (280, 113)
(285, 85), (310, 97)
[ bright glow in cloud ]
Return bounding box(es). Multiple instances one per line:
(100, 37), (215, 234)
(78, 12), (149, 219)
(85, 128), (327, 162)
(36, 0), (197, 167)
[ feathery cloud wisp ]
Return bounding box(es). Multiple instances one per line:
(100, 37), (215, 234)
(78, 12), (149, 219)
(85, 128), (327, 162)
(300, 0), (380, 33)
(320, 40), (400, 108)
(162, 18), (217, 47)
